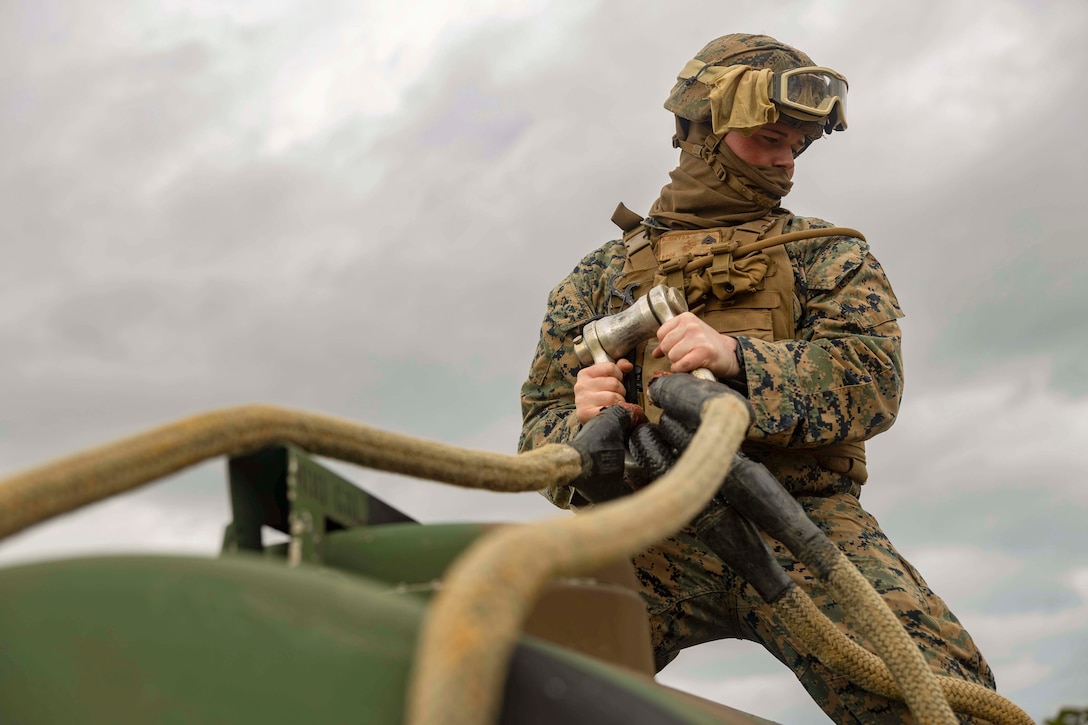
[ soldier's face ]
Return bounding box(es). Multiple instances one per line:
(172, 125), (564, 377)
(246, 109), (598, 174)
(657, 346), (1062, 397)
(723, 122), (806, 178)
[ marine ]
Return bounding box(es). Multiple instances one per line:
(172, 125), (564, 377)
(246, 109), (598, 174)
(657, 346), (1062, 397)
(519, 33), (997, 723)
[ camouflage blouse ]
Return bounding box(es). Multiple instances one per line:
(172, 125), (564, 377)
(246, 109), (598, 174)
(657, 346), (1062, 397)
(519, 214), (905, 507)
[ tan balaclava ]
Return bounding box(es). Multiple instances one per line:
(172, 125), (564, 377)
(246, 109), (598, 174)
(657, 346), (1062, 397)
(649, 33), (841, 230)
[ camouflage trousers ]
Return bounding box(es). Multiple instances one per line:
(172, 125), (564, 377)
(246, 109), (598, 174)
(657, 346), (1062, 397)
(632, 492), (997, 724)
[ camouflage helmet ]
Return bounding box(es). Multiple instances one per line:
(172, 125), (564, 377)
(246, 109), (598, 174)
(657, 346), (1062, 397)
(665, 33), (828, 140)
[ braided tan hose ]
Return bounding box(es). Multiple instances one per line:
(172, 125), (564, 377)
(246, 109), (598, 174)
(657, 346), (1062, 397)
(404, 392), (752, 725)
(803, 537), (959, 725)
(776, 586), (1035, 725)
(720, 451), (961, 724)
(0, 404), (583, 542)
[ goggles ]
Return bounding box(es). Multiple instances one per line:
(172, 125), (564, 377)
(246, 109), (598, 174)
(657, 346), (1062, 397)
(770, 66), (848, 132)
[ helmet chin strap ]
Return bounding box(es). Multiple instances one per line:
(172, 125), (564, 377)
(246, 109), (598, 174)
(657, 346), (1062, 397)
(672, 116), (691, 150)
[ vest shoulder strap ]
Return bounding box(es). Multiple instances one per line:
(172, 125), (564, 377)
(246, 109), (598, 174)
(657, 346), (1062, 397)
(611, 202), (644, 234)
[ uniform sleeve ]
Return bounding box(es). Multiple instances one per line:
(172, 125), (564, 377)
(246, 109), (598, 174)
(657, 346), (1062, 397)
(736, 233), (905, 449)
(519, 244), (625, 508)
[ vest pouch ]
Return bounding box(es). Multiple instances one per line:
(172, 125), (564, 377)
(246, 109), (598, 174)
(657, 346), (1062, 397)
(700, 289), (782, 342)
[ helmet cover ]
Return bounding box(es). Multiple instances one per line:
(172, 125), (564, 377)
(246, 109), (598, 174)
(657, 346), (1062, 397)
(665, 33), (828, 140)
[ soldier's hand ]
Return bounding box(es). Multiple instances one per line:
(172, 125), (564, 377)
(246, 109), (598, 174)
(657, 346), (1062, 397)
(654, 312), (741, 378)
(574, 359), (634, 425)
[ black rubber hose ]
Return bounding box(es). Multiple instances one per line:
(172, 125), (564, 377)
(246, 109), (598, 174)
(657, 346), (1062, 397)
(692, 500), (794, 604)
(720, 453), (838, 579)
(648, 374), (754, 431)
(567, 405), (637, 504)
(628, 424), (677, 482)
(657, 414), (694, 453)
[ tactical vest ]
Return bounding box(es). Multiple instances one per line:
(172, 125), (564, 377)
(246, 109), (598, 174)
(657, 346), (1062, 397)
(609, 205), (868, 486)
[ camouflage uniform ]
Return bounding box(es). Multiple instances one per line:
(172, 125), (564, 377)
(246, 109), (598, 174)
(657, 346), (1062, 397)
(518, 214), (998, 722)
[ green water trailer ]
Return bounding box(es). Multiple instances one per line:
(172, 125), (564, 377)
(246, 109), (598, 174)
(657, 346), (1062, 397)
(0, 443), (775, 724)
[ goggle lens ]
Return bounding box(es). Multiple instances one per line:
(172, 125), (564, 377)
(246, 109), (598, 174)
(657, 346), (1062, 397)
(779, 68), (848, 131)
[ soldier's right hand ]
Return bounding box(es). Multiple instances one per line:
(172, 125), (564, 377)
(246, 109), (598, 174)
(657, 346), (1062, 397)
(574, 360), (634, 424)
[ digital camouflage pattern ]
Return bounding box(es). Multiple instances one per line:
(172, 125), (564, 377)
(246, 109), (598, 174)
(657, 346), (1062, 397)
(518, 211), (998, 721)
(637, 493), (996, 724)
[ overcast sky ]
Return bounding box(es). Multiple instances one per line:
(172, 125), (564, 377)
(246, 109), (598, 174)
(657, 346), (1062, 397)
(2, 1), (1086, 722)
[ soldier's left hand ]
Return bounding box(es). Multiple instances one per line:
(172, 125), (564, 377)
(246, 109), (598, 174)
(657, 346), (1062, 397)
(654, 312), (741, 378)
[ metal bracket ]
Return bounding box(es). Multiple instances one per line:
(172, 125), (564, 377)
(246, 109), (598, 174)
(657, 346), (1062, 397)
(221, 444), (415, 565)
